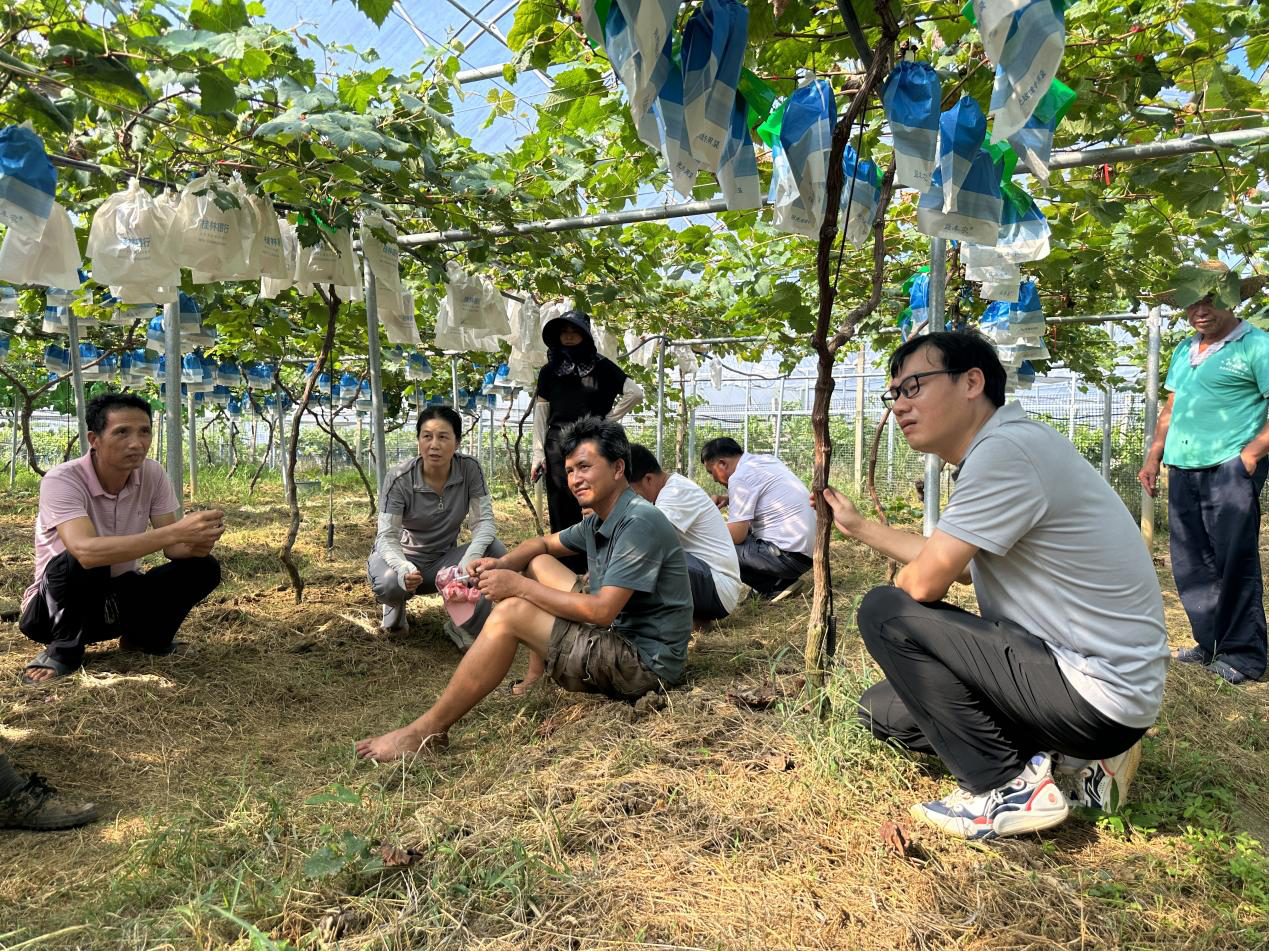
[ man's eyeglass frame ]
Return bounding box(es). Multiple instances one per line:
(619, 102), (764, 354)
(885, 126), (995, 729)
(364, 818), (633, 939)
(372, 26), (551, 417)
(880, 369), (961, 408)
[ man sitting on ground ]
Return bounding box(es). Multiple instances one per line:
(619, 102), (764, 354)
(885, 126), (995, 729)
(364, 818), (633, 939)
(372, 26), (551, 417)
(19, 392), (224, 684)
(700, 437), (815, 601)
(627, 443), (743, 623)
(356, 417), (693, 761)
(822, 331), (1168, 841)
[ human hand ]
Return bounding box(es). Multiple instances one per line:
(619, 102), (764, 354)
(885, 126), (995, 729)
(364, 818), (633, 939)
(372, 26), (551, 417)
(821, 486), (863, 537)
(1239, 449), (1259, 477)
(476, 568), (523, 602)
(402, 570), (423, 592)
(467, 556), (502, 578)
(176, 509), (225, 547)
(1137, 459), (1160, 498)
(531, 463), (544, 483)
(711, 494), (728, 509)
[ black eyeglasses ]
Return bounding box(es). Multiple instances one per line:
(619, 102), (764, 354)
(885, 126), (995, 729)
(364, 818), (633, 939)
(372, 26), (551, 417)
(881, 369), (959, 407)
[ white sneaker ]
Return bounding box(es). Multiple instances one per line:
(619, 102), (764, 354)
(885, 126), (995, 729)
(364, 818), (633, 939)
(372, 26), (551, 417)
(1057, 740), (1142, 813)
(911, 753), (1069, 840)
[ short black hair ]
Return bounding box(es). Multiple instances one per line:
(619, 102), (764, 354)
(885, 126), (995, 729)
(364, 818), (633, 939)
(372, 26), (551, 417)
(416, 404), (462, 439)
(700, 436), (743, 465)
(627, 443), (663, 482)
(558, 415), (630, 476)
(887, 331), (1006, 408)
(86, 391), (152, 434)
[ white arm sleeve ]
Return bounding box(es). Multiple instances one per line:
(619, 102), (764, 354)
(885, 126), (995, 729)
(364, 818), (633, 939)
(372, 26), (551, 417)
(464, 494), (497, 565)
(375, 512), (415, 588)
(607, 377), (644, 420)
(532, 398), (548, 470)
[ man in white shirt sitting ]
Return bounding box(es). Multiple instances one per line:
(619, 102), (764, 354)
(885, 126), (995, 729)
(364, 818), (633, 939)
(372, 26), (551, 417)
(700, 437), (815, 601)
(627, 444), (744, 623)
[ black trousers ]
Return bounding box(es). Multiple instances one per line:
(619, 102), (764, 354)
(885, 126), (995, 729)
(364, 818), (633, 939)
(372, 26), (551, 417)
(20, 551), (221, 668)
(544, 430), (586, 574)
(735, 535), (811, 596)
(1168, 456), (1268, 679)
(684, 551), (729, 621)
(856, 586), (1146, 794)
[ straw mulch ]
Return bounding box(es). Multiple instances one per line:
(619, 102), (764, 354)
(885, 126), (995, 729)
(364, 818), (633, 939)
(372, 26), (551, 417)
(0, 486), (1266, 949)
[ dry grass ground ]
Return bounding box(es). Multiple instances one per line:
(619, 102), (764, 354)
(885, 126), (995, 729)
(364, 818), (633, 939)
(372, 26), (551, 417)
(0, 477), (1267, 950)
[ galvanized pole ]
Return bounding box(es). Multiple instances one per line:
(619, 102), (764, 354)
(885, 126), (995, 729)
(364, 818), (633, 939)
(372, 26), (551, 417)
(274, 381), (286, 488)
(487, 401), (495, 481)
(853, 348), (866, 492)
(774, 375), (785, 460)
(9, 393), (18, 487)
(65, 309), (89, 454)
(1141, 309), (1162, 546)
(450, 356), (459, 406)
(364, 262), (389, 493)
(655, 337), (666, 461)
(163, 301), (183, 502)
(1101, 384), (1114, 482)
(1067, 376), (1078, 441)
(687, 375), (697, 480)
(743, 379), (751, 453)
(187, 391), (198, 500)
(923, 238), (946, 536)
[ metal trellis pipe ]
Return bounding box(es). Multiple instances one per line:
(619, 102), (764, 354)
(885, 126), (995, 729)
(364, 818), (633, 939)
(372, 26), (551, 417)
(922, 238), (947, 536)
(163, 301), (183, 503)
(65, 309), (89, 454)
(364, 259), (389, 493)
(1141, 309), (1163, 545)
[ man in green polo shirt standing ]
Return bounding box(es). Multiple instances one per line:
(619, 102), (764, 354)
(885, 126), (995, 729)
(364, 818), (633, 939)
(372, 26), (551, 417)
(1140, 267), (1269, 685)
(356, 416), (693, 761)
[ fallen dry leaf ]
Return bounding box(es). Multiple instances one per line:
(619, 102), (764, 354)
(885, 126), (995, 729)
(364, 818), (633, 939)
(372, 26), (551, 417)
(764, 752), (796, 772)
(726, 683), (778, 709)
(879, 820), (927, 864)
(377, 843), (422, 867)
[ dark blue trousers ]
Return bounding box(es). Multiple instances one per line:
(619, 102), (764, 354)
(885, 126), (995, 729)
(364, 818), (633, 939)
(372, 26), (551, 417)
(1168, 456), (1268, 679)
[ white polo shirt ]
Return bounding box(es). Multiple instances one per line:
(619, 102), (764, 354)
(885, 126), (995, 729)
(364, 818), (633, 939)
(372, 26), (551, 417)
(726, 453), (816, 556)
(654, 473), (743, 612)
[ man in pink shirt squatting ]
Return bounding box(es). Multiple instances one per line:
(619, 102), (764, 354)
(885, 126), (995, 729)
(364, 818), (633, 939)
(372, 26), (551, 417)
(17, 392), (224, 685)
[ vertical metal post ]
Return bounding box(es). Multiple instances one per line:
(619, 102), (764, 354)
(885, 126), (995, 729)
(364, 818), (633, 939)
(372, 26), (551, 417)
(163, 301), (183, 502)
(9, 393), (18, 487)
(743, 379), (751, 453)
(1141, 309), (1162, 545)
(364, 262), (388, 493)
(1067, 376), (1078, 442)
(450, 356), (459, 406)
(774, 375), (785, 459)
(853, 347), (866, 491)
(922, 238), (946, 536)
(655, 337), (666, 460)
(65, 309), (89, 454)
(1101, 384), (1113, 482)
(187, 392), (198, 500)
(274, 382), (286, 491)
(687, 376), (697, 479)
(487, 402), (495, 480)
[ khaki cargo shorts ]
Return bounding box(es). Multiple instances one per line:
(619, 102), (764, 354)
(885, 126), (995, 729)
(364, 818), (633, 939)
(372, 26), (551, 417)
(545, 576), (661, 700)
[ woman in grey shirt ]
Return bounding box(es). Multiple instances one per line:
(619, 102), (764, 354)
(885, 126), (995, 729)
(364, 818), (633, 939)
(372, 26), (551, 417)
(367, 405), (505, 646)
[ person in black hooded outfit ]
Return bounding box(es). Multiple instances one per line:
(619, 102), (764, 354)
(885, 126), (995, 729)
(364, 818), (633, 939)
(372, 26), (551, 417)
(531, 309), (644, 573)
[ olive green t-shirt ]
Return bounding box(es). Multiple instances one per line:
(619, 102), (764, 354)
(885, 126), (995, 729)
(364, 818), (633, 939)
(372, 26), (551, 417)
(558, 488), (693, 684)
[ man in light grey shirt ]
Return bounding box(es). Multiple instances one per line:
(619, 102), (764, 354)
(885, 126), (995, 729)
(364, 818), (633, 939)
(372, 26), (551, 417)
(821, 332), (1168, 843)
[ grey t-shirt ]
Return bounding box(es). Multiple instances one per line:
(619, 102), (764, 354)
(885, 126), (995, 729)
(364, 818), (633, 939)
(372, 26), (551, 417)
(381, 453), (488, 563)
(937, 402), (1169, 728)
(558, 488), (694, 684)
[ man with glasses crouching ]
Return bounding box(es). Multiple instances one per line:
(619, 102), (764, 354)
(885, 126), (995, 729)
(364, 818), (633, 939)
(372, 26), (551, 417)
(819, 331), (1168, 841)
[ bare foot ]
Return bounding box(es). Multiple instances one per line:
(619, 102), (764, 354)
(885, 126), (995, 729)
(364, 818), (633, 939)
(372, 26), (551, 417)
(23, 665), (55, 683)
(354, 726), (448, 762)
(512, 654), (547, 696)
